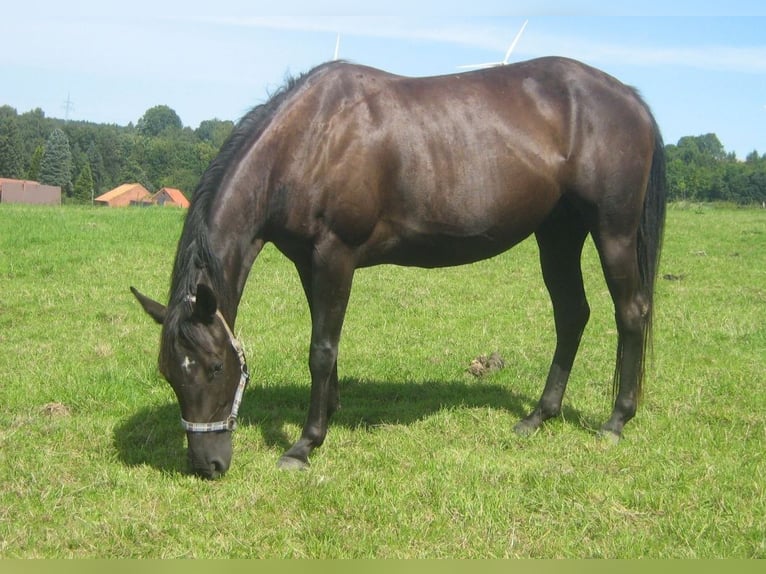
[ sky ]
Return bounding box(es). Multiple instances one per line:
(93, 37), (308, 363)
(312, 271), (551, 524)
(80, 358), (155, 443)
(2, 1), (765, 159)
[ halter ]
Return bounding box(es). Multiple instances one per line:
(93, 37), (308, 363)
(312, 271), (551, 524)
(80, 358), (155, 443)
(180, 295), (250, 433)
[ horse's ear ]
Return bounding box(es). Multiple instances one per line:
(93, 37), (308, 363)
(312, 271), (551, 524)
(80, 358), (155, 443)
(130, 286), (167, 325)
(193, 283), (218, 321)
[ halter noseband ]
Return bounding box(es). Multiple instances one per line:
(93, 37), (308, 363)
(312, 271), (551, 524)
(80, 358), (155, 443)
(180, 295), (250, 433)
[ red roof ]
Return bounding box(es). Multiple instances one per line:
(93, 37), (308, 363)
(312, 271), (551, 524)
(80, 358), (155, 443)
(155, 187), (190, 208)
(95, 183), (150, 206)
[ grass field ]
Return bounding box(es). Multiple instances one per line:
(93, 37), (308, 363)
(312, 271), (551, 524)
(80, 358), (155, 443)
(0, 203), (764, 558)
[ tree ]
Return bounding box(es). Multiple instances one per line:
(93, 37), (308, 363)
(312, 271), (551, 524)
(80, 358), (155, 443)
(695, 133), (727, 162)
(73, 162), (94, 203)
(665, 133), (766, 204)
(27, 145), (44, 181)
(137, 105), (183, 137)
(95, 126), (125, 192)
(0, 105), (17, 120)
(86, 142), (105, 193)
(118, 159), (152, 192)
(16, 108), (50, 174)
(0, 115), (24, 179)
(196, 119), (234, 149)
(39, 128), (73, 196)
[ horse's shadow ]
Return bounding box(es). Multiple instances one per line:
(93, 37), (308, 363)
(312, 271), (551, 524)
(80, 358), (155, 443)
(112, 377), (590, 474)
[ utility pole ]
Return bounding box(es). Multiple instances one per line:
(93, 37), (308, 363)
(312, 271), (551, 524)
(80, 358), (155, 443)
(63, 93), (75, 122)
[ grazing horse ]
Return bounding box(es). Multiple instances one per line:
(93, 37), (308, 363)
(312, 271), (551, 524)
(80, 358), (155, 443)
(132, 57), (666, 478)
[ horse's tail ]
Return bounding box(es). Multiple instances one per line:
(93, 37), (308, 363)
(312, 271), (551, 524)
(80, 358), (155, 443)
(632, 117), (667, 398)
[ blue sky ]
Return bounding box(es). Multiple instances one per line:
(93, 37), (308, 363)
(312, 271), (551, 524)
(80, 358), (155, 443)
(2, 1), (765, 159)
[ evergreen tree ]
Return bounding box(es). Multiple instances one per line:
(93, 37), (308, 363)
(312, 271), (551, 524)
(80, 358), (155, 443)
(16, 108), (51, 173)
(0, 116), (24, 179)
(39, 128), (73, 195)
(73, 162), (94, 203)
(27, 145), (43, 181)
(86, 142), (105, 193)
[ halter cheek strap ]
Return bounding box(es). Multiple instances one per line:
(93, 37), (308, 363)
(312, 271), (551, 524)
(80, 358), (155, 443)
(180, 295), (251, 433)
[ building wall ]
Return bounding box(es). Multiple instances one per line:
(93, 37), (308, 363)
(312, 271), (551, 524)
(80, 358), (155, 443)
(0, 181), (61, 205)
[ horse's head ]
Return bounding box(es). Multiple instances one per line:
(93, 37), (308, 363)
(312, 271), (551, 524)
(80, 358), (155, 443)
(131, 284), (248, 479)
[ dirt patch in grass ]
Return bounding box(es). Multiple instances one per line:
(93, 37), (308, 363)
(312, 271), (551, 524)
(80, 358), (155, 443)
(40, 402), (71, 417)
(467, 352), (506, 377)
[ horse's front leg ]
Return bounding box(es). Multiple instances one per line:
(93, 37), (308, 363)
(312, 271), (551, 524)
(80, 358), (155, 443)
(277, 239), (355, 470)
(294, 261), (342, 419)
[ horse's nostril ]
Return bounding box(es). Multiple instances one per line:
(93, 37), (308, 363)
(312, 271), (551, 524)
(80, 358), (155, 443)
(188, 455), (227, 479)
(205, 457), (229, 479)
(186, 435), (232, 479)
(194, 465), (224, 480)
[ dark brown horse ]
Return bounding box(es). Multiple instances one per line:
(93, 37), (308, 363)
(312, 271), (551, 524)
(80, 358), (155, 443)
(132, 57), (666, 478)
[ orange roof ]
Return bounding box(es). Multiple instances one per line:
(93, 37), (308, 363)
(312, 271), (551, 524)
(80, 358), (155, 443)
(95, 183), (150, 203)
(157, 187), (190, 208)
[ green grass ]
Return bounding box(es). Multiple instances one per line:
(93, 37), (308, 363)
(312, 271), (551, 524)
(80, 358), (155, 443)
(0, 203), (764, 558)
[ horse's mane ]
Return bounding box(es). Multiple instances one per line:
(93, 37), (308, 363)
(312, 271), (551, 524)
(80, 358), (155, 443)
(166, 61), (342, 311)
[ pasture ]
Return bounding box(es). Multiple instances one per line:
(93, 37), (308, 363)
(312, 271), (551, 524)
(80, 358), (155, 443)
(0, 203), (764, 558)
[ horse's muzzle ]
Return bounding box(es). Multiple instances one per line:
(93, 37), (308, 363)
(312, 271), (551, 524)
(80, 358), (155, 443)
(186, 431), (233, 480)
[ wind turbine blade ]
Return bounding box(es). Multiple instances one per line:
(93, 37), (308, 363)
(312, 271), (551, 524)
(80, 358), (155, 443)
(457, 62), (501, 70)
(334, 33), (340, 60)
(502, 19), (528, 64)
(457, 19), (528, 70)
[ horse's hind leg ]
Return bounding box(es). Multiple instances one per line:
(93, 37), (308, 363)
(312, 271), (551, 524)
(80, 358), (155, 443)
(593, 231), (650, 442)
(515, 204), (590, 436)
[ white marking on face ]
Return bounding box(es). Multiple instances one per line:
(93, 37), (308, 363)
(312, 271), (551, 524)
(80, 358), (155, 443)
(181, 356), (196, 373)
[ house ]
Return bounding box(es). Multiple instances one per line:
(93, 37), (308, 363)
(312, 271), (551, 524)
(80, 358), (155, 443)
(94, 183), (150, 207)
(151, 187), (190, 208)
(0, 178), (61, 205)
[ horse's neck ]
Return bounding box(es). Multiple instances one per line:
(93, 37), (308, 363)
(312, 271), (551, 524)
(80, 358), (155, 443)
(201, 110), (282, 325)
(205, 179), (267, 324)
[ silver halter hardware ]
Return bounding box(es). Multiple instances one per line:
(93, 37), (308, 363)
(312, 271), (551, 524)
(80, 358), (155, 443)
(180, 295), (250, 433)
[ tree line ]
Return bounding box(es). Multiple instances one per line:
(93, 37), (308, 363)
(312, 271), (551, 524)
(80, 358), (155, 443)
(1, 104), (765, 205)
(0, 104), (233, 202)
(665, 133), (766, 204)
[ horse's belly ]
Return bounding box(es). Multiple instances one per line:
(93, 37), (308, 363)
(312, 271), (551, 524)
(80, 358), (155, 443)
(360, 227), (530, 268)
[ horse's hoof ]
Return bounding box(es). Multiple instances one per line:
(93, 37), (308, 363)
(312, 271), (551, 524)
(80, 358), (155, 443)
(513, 419), (539, 437)
(597, 429), (621, 445)
(276, 455), (310, 471)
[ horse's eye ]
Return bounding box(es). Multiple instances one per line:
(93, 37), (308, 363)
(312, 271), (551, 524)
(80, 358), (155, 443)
(211, 362), (224, 378)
